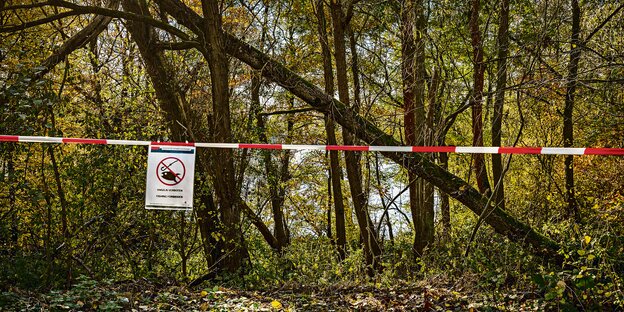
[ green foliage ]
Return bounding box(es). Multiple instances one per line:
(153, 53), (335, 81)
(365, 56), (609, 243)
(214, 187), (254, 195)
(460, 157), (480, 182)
(0, 276), (126, 311)
(45, 276), (124, 311)
(0, 253), (66, 290)
(533, 226), (624, 310)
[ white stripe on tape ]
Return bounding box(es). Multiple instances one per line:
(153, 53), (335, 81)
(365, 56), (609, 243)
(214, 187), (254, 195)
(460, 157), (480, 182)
(107, 139), (150, 145)
(195, 143), (239, 149)
(541, 147), (585, 155)
(369, 146), (413, 152)
(19, 136), (63, 143)
(282, 144), (326, 150)
(455, 147), (500, 154)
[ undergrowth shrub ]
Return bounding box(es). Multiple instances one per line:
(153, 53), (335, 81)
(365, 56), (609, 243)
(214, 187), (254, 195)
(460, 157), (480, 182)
(534, 223), (624, 309)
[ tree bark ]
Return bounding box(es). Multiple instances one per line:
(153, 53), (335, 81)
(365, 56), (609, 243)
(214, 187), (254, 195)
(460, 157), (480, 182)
(492, 0), (510, 210)
(414, 0), (435, 256)
(49, 145), (72, 287)
(7, 147), (18, 252)
(316, 0), (346, 260)
(401, 0), (434, 257)
(400, 0), (418, 253)
(563, 0), (581, 221)
(469, 0), (491, 195)
(439, 151), (451, 237)
(201, 0), (248, 272)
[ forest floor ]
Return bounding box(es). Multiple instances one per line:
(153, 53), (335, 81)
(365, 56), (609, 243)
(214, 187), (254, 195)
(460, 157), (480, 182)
(1, 278), (548, 311)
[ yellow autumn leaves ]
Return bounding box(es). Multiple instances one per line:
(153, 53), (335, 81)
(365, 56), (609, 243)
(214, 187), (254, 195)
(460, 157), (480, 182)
(271, 300), (283, 309)
(198, 289), (286, 311)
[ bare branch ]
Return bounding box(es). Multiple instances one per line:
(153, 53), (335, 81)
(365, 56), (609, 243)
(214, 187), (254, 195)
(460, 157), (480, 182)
(1, 0), (190, 40)
(0, 1), (54, 11)
(583, 3), (624, 45)
(0, 10), (75, 32)
(259, 107), (316, 116)
(153, 40), (201, 50)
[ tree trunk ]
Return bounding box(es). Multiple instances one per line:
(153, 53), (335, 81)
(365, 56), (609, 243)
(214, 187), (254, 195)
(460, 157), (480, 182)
(252, 73), (291, 251)
(401, 0), (434, 257)
(400, 2), (417, 245)
(278, 116), (294, 246)
(330, 0), (382, 275)
(201, 0), (248, 272)
(7, 148), (18, 252)
(49, 145), (72, 287)
(439, 151), (451, 237)
(122, 0), (226, 274)
(40, 148), (54, 286)
(179, 211), (188, 279)
(492, 0), (510, 210)
(414, 0), (435, 256)
(564, 0), (581, 221)
(469, 0), (491, 195)
(316, 0), (346, 260)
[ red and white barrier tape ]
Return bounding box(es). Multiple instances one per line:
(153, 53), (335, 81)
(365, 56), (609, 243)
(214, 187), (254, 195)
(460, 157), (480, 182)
(1, 135), (623, 155)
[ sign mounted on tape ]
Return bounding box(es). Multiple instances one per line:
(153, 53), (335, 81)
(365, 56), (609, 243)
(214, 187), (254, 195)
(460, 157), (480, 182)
(145, 144), (196, 210)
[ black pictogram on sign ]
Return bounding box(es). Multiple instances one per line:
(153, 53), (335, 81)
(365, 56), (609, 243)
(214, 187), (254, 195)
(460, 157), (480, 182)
(157, 157), (186, 186)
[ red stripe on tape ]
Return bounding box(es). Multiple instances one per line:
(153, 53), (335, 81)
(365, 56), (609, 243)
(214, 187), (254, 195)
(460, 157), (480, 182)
(239, 143), (282, 150)
(412, 146), (456, 153)
(63, 138), (107, 144)
(584, 148), (624, 155)
(499, 147), (542, 154)
(327, 145), (369, 151)
(151, 141), (195, 146)
(0, 135), (19, 142)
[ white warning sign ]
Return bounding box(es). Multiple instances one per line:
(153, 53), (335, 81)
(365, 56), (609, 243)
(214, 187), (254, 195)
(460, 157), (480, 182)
(145, 144), (196, 210)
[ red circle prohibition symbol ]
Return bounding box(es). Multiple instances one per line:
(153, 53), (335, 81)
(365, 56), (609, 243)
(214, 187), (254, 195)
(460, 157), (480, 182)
(156, 157), (186, 186)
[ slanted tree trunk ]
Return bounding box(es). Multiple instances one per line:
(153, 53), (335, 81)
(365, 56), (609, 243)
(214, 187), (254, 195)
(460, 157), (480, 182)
(316, 0), (347, 260)
(563, 0), (581, 221)
(122, 0), (192, 141)
(492, 0), (510, 210)
(330, 0), (382, 274)
(30, 0), (120, 82)
(469, 0), (492, 195)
